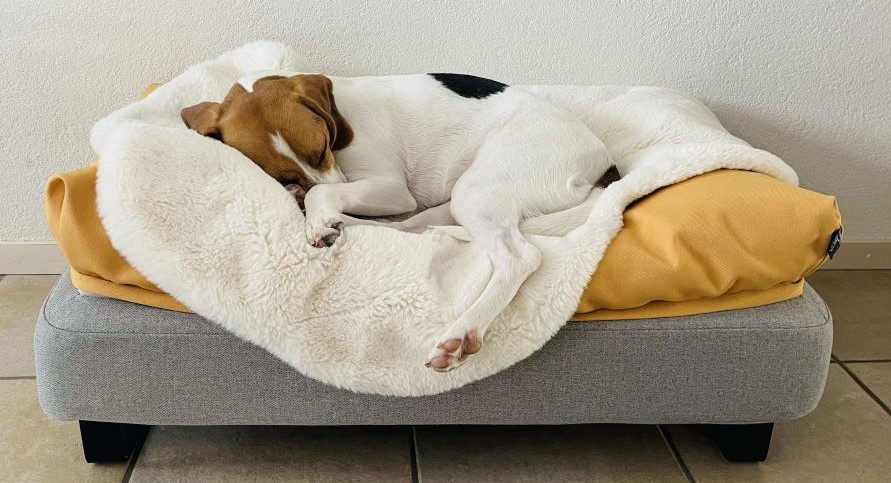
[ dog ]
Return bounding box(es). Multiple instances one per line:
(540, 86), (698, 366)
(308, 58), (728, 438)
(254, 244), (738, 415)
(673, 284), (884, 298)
(182, 71), (612, 371)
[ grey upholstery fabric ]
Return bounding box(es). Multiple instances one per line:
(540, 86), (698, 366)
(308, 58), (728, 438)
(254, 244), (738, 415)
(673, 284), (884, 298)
(35, 273), (831, 425)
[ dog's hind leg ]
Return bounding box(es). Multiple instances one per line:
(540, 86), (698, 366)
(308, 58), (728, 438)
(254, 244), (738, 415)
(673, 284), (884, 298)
(425, 194), (541, 372)
(393, 202), (456, 233)
(339, 202), (457, 233)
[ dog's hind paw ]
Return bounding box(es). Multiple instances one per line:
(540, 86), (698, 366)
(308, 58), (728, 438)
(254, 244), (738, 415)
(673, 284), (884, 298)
(425, 330), (482, 372)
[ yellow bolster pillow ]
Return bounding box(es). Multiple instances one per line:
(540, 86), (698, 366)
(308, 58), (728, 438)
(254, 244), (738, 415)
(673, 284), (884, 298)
(45, 163), (190, 312)
(573, 169), (839, 320)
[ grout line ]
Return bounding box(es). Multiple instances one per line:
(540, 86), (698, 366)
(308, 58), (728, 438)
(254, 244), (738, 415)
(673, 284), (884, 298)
(0, 376), (36, 380)
(121, 427), (151, 483)
(837, 362), (891, 417)
(809, 266), (889, 270)
(837, 359), (891, 364)
(657, 425), (696, 483)
(0, 273), (64, 277)
(409, 426), (421, 483)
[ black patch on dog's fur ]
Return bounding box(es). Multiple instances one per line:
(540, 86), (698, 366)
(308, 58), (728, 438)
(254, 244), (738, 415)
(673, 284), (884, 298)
(429, 73), (507, 99)
(595, 166), (621, 188)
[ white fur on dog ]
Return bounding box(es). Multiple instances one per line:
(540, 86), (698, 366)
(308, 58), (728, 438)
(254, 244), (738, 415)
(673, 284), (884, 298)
(91, 42), (797, 396)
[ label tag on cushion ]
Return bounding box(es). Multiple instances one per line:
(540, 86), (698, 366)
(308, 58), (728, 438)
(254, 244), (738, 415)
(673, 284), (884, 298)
(828, 228), (842, 259)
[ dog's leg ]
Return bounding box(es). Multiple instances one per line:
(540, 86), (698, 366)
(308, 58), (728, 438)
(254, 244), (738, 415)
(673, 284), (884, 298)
(393, 202), (456, 233)
(303, 178), (416, 247)
(425, 195), (540, 372)
(334, 202), (457, 233)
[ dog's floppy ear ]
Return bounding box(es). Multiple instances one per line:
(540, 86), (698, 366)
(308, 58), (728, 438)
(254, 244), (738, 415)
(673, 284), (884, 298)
(181, 102), (223, 138)
(288, 74), (353, 150)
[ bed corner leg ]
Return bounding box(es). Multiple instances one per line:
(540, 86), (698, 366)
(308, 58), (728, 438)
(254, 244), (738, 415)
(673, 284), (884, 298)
(79, 420), (150, 463)
(707, 422), (774, 462)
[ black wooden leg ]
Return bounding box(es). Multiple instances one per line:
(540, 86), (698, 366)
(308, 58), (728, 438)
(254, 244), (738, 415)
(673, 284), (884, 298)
(78, 420), (150, 463)
(706, 423), (774, 462)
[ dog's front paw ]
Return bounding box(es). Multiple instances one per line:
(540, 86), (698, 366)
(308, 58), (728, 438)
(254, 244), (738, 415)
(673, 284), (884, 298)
(285, 184), (307, 210)
(284, 183), (306, 200)
(305, 214), (344, 248)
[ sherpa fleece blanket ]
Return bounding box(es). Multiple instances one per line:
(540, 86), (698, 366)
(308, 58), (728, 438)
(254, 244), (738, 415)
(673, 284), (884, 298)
(91, 41), (798, 396)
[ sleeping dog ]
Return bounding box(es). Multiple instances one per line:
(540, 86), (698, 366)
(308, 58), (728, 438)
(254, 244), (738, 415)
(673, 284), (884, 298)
(182, 72), (611, 372)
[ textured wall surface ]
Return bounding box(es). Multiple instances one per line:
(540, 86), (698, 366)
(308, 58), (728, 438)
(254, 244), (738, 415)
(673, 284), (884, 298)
(1, 0), (888, 241)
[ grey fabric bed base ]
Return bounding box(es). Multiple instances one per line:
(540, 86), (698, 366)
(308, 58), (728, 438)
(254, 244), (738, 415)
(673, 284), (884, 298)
(35, 273), (831, 426)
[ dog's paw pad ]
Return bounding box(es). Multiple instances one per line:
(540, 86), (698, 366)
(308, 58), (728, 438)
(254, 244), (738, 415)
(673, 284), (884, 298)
(425, 355), (451, 370)
(462, 331), (482, 354)
(320, 230), (340, 247)
(326, 220), (343, 231)
(424, 330), (482, 372)
(306, 215), (344, 248)
(306, 225), (341, 248)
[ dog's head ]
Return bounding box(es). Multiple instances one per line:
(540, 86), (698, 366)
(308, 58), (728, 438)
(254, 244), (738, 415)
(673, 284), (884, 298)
(181, 74), (353, 189)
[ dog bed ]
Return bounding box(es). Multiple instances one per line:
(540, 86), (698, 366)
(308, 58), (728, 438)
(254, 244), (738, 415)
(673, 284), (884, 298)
(68, 41), (837, 396)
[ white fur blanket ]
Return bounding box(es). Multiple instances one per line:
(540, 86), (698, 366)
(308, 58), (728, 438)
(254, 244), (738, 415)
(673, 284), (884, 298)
(91, 42), (797, 396)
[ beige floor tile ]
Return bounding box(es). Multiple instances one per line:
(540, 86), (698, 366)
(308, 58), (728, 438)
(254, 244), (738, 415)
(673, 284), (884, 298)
(667, 365), (891, 482)
(414, 424), (686, 483)
(846, 362), (891, 409)
(0, 275), (59, 377)
(807, 270), (891, 361)
(130, 425), (412, 483)
(0, 379), (128, 482)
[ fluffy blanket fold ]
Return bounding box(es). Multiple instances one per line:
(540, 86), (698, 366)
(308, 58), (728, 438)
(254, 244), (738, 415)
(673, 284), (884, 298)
(91, 41), (797, 396)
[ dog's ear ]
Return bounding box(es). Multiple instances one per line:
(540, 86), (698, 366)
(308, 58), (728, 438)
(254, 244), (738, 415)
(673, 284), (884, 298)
(288, 75), (353, 150)
(181, 102), (223, 138)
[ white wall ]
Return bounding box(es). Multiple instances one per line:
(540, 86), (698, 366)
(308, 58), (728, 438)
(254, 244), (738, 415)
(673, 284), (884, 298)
(2, 0), (889, 242)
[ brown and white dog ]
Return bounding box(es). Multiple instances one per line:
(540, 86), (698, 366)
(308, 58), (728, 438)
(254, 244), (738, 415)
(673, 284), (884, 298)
(182, 71), (611, 371)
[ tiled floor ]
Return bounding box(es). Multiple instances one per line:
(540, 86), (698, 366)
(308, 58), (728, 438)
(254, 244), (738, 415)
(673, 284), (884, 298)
(1, 271), (889, 482)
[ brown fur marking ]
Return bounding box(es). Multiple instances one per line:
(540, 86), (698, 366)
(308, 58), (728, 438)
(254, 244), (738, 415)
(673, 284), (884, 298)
(180, 75), (353, 187)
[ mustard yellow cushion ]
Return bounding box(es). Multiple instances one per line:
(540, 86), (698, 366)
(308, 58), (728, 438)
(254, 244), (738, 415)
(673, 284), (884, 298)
(573, 169), (839, 320)
(44, 84), (840, 319)
(45, 163), (190, 312)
